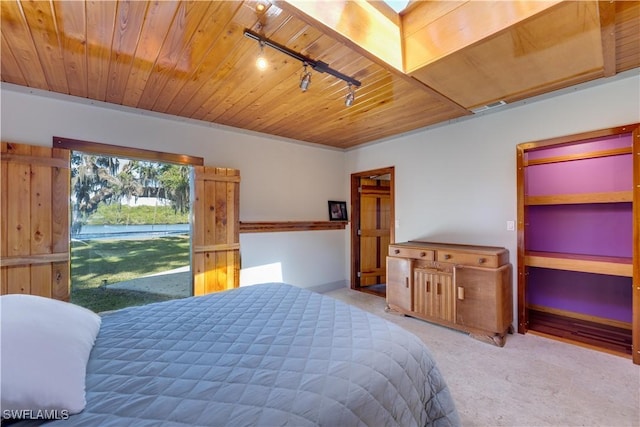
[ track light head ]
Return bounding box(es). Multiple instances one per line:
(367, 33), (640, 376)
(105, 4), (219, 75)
(345, 83), (355, 107)
(345, 92), (354, 107)
(299, 64), (311, 92)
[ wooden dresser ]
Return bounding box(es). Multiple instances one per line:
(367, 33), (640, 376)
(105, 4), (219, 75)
(386, 241), (513, 346)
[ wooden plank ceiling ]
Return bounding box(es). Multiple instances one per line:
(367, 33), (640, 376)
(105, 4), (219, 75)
(1, 1), (638, 149)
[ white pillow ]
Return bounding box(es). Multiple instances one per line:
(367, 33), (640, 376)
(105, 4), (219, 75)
(1, 294), (101, 415)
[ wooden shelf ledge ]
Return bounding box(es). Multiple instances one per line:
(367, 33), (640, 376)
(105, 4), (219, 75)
(524, 146), (632, 166)
(240, 221), (348, 233)
(525, 191), (632, 205)
(527, 304), (632, 330)
(524, 251), (633, 277)
(0, 252), (69, 267)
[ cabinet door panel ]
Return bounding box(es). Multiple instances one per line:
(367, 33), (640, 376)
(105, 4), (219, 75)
(456, 265), (512, 333)
(414, 269), (454, 322)
(434, 273), (455, 323)
(386, 257), (412, 311)
(414, 269), (434, 317)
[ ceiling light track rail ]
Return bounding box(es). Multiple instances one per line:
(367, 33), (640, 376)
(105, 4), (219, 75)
(243, 29), (361, 87)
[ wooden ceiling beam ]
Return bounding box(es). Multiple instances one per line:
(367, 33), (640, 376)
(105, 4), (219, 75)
(598, 0), (617, 77)
(402, 0), (562, 73)
(277, 0), (403, 71)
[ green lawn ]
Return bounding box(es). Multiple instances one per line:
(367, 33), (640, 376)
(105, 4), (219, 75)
(71, 235), (190, 313)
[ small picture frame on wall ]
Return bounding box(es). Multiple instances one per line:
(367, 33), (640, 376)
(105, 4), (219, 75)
(328, 201), (348, 221)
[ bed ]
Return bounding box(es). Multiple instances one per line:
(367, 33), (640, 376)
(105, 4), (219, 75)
(1, 283), (460, 426)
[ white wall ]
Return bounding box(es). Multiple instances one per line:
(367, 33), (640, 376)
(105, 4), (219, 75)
(346, 71), (640, 323)
(2, 71), (638, 297)
(0, 84), (348, 289)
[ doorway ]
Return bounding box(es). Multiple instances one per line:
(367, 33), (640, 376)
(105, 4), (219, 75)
(350, 167), (395, 297)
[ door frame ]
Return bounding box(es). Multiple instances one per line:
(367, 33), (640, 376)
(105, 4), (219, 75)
(54, 137), (205, 297)
(350, 166), (395, 291)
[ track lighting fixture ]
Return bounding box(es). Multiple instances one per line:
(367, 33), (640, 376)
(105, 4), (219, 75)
(256, 41), (267, 71)
(244, 29), (361, 106)
(345, 83), (355, 107)
(299, 63), (312, 92)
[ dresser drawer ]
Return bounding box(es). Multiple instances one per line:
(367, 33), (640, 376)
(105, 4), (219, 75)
(389, 246), (435, 261)
(436, 250), (501, 268)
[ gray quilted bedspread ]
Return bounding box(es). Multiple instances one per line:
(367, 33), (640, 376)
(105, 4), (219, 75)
(51, 283), (460, 426)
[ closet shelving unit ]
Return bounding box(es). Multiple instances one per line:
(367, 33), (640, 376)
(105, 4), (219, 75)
(516, 123), (639, 364)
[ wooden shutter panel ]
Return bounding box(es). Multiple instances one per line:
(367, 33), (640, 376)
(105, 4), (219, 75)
(1, 142), (70, 300)
(192, 166), (240, 295)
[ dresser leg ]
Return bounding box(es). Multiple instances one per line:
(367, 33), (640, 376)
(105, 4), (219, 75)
(470, 332), (507, 347)
(384, 304), (406, 316)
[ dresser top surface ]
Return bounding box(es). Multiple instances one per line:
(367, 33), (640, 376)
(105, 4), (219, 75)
(393, 241), (508, 255)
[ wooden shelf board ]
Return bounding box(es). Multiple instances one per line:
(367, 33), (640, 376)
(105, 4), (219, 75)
(525, 191), (632, 205)
(525, 251), (633, 277)
(527, 330), (632, 360)
(239, 221), (347, 233)
(527, 309), (632, 356)
(524, 146), (632, 166)
(0, 252), (69, 267)
(527, 304), (632, 330)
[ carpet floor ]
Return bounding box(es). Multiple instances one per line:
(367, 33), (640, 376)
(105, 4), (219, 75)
(324, 288), (639, 427)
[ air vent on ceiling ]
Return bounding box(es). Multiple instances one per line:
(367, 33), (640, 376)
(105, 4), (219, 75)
(471, 100), (507, 114)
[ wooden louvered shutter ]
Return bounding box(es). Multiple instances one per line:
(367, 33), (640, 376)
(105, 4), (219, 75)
(192, 166), (240, 295)
(1, 142), (70, 300)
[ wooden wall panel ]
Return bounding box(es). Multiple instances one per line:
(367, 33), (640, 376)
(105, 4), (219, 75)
(192, 256), (205, 296)
(51, 148), (70, 253)
(6, 266), (30, 294)
(6, 144), (31, 258)
(31, 264), (52, 298)
(51, 261), (69, 301)
(0, 268), (6, 295)
(30, 146), (52, 255)
(1, 142), (71, 300)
